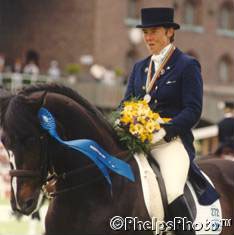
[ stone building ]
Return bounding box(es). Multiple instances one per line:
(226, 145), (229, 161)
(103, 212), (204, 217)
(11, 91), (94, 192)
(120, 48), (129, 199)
(0, 0), (234, 123)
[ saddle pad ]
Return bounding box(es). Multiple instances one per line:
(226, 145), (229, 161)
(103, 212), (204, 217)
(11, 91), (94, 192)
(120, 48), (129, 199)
(186, 174), (222, 235)
(134, 153), (164, 234)
(134, 153), (223, 235)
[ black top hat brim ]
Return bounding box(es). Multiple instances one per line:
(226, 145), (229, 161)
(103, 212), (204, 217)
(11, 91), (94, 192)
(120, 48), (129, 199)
(136, 22), (180, 30)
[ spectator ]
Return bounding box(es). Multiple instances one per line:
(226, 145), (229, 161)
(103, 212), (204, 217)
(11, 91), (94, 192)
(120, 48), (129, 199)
(48, 60), (61, 80)
(12, 58), (23, 90)
(215, 101), (234, 160)
(13, 58), (23, 73)
(218, 101), (234, 144)
(23, 50), (40, 75)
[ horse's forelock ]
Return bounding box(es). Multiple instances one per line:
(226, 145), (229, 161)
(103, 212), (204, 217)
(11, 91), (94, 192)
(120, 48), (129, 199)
(3, 94), (40, 140)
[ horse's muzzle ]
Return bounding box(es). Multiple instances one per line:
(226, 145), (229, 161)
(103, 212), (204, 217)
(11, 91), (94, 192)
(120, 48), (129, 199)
(11, 189), (41, 215)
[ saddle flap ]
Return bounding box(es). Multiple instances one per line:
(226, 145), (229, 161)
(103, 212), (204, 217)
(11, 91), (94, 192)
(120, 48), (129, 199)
(134, 153), (223, 235)
(186, 177), (222, 235)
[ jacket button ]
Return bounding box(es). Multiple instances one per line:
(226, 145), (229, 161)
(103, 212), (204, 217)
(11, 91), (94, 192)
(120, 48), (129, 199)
(142, 86), (146, 90)
(155, 86), (158, 90)
(154, 99), (158, 104)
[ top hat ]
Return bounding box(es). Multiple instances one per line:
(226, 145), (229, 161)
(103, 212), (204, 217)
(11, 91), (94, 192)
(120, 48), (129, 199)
(136, 7), (180, 30)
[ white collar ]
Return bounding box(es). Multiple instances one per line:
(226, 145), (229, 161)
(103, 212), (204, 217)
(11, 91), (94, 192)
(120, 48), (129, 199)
(151, 43), (172, 64)
(158, 43), (172, 57)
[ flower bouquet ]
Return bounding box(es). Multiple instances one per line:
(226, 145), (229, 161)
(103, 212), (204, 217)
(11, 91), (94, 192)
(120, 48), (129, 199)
(112, 99), (170, 155)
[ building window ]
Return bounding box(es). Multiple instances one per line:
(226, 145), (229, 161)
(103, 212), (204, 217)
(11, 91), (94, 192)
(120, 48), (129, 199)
(219, 2), (234, 30)
(125, 0), (142, 26)
(127, 0), (140, 19)
(183, 0), (202, 26)
(218, 55), (233, 82)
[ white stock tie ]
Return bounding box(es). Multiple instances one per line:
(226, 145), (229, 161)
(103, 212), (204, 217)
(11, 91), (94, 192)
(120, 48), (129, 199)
(151, 54), (164, 65)
(151, 54), (164, 72)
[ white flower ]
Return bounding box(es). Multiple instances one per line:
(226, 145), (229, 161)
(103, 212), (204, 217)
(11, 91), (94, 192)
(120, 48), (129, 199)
(114, 118), (120, 126)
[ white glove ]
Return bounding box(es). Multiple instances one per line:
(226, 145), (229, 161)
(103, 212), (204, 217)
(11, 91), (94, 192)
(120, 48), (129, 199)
(151, 128), (166, 144)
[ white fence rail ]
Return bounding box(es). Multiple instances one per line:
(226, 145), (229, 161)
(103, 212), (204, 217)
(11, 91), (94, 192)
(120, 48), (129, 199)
(0, 72), (56, 90)
(193, 125), (218, 140)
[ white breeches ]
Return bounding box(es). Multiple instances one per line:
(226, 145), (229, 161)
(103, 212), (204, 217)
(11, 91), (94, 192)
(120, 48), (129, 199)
(150, 138), (190, 204)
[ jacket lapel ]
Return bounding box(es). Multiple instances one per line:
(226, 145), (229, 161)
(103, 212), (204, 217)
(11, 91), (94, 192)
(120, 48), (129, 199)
(161, 48), (181, 78)
(139, 48), (182, 95)
(140, 56), (151, 86)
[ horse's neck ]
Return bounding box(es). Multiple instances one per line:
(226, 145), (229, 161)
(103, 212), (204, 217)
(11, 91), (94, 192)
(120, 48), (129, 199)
(46, 93), (125, 177)
(46, 93), (121, 154)
(43, 94), (146, 222)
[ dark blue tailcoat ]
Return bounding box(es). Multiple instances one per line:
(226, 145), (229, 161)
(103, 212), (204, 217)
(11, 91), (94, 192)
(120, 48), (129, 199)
(123, 48), (219, 205)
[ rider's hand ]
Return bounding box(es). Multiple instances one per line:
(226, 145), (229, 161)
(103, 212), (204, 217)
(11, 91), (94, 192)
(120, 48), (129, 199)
(161, 123), (178, 142)
(151, 128), (166, 144)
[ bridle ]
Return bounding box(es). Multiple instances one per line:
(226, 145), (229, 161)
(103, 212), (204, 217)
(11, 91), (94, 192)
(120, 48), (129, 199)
(8, 132), (131, 199)
(9, 134), (49, 186)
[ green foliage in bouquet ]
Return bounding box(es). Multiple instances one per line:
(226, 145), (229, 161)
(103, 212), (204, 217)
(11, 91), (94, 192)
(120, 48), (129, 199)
(110, 98), (170, 156)
(110, 105), (152, 156)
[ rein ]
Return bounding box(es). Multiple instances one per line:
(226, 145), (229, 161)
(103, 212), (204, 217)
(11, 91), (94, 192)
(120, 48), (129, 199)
(44, 150), (131, 198)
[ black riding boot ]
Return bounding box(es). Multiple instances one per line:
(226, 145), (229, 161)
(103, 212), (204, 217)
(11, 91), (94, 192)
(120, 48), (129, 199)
(168, 195), (196, 235)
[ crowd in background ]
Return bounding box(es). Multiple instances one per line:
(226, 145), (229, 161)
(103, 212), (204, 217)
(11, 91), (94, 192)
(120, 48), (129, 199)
(0, 50), (127, 86)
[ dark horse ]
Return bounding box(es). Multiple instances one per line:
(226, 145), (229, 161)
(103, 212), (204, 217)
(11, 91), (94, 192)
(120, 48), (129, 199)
(0, 84), (233, 235)
(213, 140), (234, 161)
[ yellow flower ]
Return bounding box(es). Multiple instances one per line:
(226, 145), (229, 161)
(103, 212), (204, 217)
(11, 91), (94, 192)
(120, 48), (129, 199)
(145, 121), (156, 133)
(117, 99), (171, 144)
(129, 123), (144, 136)
(140, 132), (148, 143)
(120, 113), (132, 125)
(154, 123), (160, 130)
(162, 118), (171, 123)
(150, 112), (159, 120)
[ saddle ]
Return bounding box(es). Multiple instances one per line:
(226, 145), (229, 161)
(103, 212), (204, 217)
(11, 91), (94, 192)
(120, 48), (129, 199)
(134, 153), (222, 235)
(148, 154), (196, 220)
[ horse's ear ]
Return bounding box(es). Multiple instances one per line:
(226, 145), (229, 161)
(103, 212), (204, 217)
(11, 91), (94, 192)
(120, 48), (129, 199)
(38, 91), (47, 107)
(22, 91), (48, 113)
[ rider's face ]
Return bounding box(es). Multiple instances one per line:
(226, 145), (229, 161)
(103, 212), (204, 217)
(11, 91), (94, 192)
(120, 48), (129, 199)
(142, 27), (174, 54)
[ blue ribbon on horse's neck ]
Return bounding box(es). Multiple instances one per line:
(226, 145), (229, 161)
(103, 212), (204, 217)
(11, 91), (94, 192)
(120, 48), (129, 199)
(38, 107), (135, 188)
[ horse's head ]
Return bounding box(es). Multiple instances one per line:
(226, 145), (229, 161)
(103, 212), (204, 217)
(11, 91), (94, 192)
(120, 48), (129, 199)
(0, 84), (122, 215)
(0, 90), (48, 215)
